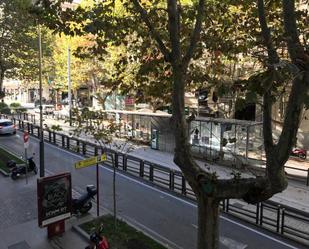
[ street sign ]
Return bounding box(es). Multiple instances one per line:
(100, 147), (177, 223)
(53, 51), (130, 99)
(74, 154), (107, 169)
(23, 131), (29, 149)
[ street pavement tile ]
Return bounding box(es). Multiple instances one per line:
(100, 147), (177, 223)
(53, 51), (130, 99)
(8, 241), (30, 249)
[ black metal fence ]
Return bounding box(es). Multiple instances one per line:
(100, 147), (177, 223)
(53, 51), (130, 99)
(1, 114), (309, 246)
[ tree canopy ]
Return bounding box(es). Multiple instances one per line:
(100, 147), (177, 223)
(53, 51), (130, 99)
(0, 0), (41, 97)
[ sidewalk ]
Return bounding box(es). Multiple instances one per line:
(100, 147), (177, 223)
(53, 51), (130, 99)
(0, 217), (88, 249)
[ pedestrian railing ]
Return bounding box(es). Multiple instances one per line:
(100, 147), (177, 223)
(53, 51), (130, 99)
(3, 114), (309, 246)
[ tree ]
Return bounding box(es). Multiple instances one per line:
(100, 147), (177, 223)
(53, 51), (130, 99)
(72, 107), (135, 229)
(34, 1), (309, 248)
(0, 0), (39, 97)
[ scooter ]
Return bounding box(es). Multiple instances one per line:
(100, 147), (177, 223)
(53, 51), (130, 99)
(11, 156), (38, 180)
(72, 185), (97, 215)
(290, 148), (307, 160)
(85, 224), (109, 249)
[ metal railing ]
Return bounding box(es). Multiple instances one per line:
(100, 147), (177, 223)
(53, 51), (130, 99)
(2, 114), (308, 246)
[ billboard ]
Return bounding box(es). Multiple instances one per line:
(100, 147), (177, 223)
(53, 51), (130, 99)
(37, 172), (72, 227)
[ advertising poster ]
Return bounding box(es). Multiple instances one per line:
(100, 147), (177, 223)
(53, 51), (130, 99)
(37, 172), (72, 227)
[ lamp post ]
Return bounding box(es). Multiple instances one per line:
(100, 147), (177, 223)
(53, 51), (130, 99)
(68, 45), (72, 126)
(38, 24), (45, 177)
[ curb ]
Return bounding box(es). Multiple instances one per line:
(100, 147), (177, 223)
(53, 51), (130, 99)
(72, 224), (90, 241)
(0, 168), (9, 177)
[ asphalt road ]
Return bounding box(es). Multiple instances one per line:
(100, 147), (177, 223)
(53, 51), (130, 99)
(0, 132), (306, 249)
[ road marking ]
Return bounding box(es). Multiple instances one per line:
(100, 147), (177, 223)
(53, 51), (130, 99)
(191, 224), (248, 249)
(219, 216), (300, 249)
(220, 236), (247, 249)
(8, 133), (303, 249)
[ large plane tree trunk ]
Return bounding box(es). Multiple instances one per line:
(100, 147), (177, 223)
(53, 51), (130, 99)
(197, 196), (220, 249)
(0, 68), (5, 98)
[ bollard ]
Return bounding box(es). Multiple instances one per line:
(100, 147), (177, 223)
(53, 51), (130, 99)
(181, 176), (186, 195)
(260, 203), (264, 226)
(281, 208), (285, 234)
(276, 205), (281, 233)
(139, 160), (144, 177)
(169, 170), (175, 190)
(114, 153), (119, 168)
(149, 164), (154, 182)
(256, 203), (260, 225)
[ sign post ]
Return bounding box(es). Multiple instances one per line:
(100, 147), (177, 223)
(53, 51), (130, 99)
(96, 163), (99, 217)
(23, 131), (29, 184)
(75, 154), (107, 217)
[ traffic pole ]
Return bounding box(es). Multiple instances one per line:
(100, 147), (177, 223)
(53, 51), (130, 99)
(96, 163), (99, 217)
(23, 131), (29, 184)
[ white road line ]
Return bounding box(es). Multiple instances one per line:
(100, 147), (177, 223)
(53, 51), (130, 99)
(7, 134), (303, 249)
(220, 236), (247, 249)
(220, 216), (300, 249)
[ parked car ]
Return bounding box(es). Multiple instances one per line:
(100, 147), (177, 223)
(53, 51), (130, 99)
(34, 105), (55, 115)
(0, 119), (16, 135)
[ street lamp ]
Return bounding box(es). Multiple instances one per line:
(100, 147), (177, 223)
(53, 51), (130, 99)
(38, 23), (45, 177)
(68, 45), (72, 126)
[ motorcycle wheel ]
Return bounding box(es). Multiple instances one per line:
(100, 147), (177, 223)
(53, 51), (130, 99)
(80, 202), (92, 214)
(11, 174), (17, 180)
(300, 154), (307, 160)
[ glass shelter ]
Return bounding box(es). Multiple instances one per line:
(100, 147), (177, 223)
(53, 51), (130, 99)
(189, 117), (263, 166)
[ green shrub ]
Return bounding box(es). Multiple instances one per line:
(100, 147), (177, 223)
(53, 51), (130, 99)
(0, 102), (8, 109)
(0, 102), (11, 114)
(1, 107), (11, 114)
(9, 102), (27, 114)
(10, 102), (21, 108)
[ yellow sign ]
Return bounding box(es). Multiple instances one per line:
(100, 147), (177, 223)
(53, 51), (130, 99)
(74, 154), (107, 169)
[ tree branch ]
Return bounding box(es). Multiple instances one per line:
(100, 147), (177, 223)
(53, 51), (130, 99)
(197, 174), (269, 202)
(182, 0), (205, 68)
(281, 0), (309, 66)
(257, 0), (280, 154)
(132, 0), (171, 62)
(167, 0), (181, 64)
(276, 0), (309, 163)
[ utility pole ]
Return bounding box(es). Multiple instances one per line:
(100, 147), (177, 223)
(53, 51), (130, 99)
(68, 46), (72, 126)
(38, 24), (45, 177)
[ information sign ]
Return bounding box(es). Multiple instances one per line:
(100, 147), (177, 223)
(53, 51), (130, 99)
(74, 154), (107, 169)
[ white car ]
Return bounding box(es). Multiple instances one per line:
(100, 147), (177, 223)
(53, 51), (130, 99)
(0, 119), (16, 135)
(34, 105), (55, 115)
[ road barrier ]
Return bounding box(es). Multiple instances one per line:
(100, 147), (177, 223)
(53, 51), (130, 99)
(2, 114), (308, 246)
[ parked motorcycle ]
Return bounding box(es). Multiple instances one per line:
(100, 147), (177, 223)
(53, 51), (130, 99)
(290, 148), (307, 160)
(72, 185), (97, 215)
(85, 224), (109, 249)
(11, 156), (38, 180)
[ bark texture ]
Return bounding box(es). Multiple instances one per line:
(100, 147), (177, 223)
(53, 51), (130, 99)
(0, 68), (4, 94)
(197, 196), (220, 249)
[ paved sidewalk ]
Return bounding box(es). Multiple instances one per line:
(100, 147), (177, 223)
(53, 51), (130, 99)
(0, 218), (88, 249)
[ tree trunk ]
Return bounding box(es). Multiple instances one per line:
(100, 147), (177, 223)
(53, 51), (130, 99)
(197, 196), (220, 249)
(0, 68), (4, 94)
